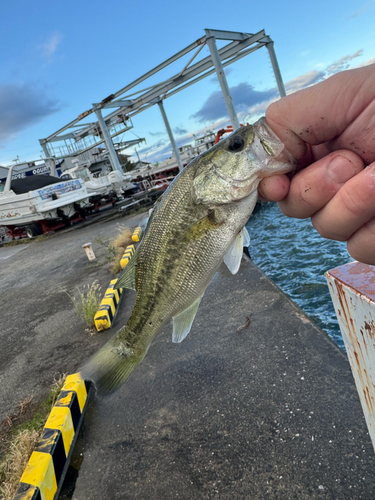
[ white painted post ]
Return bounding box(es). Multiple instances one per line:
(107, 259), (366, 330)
(82, 242), (96, 261)
(326, 261), (375, 451)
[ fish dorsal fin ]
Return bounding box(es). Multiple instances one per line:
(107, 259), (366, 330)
(172, 294), (204, 343)
(224, 229), (246, 275)
(114, 247), (139, 291)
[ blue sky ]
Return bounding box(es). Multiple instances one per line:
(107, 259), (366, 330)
(1, 0), (375, 166)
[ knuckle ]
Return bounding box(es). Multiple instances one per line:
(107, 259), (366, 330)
(338, 188), (369, 217)
(311, 216), (348, 241)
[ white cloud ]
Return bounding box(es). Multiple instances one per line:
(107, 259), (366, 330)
(285, 70), (324, 93)
(348, 1), (375, 19)
(325, 50), (363, 75)
(356, 56), (375, 67)
(39, 32), (63, 60)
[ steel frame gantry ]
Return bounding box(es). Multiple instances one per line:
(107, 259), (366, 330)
(39, 28), (285, 173)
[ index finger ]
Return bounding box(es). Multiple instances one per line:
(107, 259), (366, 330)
(266, 65), (375, 164)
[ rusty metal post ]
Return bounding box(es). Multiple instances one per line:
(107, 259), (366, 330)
(326, 262), (375, 451)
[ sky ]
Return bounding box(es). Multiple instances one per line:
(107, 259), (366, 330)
(1, 0), (375, 166)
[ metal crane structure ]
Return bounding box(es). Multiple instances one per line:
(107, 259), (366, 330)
(39, 28), (286, 175)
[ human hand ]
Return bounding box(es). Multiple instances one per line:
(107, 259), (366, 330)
(259, 64), (375, 264)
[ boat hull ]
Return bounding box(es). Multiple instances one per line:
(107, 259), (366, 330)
(0, 179), (91, 227)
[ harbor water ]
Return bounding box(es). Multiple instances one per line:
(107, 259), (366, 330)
(246, 202), (352, 350)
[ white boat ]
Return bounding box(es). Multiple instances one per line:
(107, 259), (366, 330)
(0, 161), (93, 237)
(130, 130), (217, 192)
(193, 130), (216, 153)
(0, 158), (58, 183)
(60, 161), (132, 199)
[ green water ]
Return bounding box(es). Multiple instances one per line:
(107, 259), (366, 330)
(245, 203), (352, 350)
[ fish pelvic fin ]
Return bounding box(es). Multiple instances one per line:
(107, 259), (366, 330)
(80, 329), (145, 394)
(224, 227), (248, 275)
(243, 226), (250, 247)
(172, 294), (204, 343)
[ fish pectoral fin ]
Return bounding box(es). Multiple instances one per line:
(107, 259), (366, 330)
(114, 248), (138, 290)
(224, 229), (246, 275)
(172, 294), (204, 343)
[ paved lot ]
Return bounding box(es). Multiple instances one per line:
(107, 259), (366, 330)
(72, 259), (375, 500)
(1, 212), (375, 499)
(0, 210), (146, 425)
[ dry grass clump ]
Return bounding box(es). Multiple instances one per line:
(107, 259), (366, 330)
(110, 248), (126, 274)
(111, 225), (132, 250)
(0, 429), (40, 499)
(95, 225), (133, 274)
(110, 226), (133, 274)
(0, 375), (66, 500)
(3, 238), (30, 247)
(70, 281), (102, 330)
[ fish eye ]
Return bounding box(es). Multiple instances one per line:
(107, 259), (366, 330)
(228, 136), (245, 153)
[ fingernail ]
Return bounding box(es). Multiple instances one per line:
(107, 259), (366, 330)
(327, 155), (356, 184)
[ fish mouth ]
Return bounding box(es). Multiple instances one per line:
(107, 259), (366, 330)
(215, 168), (258, 189)
(192, 169), (259, 205)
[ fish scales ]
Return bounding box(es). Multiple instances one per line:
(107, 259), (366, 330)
(80, 118), (296, 393)
(119, 167), (225, 347)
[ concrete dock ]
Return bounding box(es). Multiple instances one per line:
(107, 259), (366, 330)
(71, 260), (375, 498)
(0, 212), (374, 499)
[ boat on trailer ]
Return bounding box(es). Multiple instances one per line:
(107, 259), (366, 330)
(60, 156), (140, 209)
(0, 160), (93, 238)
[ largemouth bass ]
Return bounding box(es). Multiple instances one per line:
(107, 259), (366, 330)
(80, 118), (295, 393)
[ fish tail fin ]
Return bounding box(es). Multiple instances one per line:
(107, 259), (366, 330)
(80, 328), (145, 395)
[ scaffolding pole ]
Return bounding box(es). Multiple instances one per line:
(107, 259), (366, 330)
(205, 30), (240, 130)
(94, 108), (123, 174)
(266, 40), (286, 98)
(40, 142), (50, 158)
(157, 100), (183, 171)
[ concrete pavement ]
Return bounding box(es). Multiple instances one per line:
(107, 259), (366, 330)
(69, 257), (375, 500)
(1, 210), (374, 499)
(0, 211), (146, 426)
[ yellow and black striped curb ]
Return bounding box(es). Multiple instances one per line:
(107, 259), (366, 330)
(15, 373), (91, 500)
(131, 226), (142, 242)
(94, 278), (123, 331)
(120, 244), (135, 270)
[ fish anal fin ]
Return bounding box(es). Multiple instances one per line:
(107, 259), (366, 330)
(172, 294), (203, 343)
